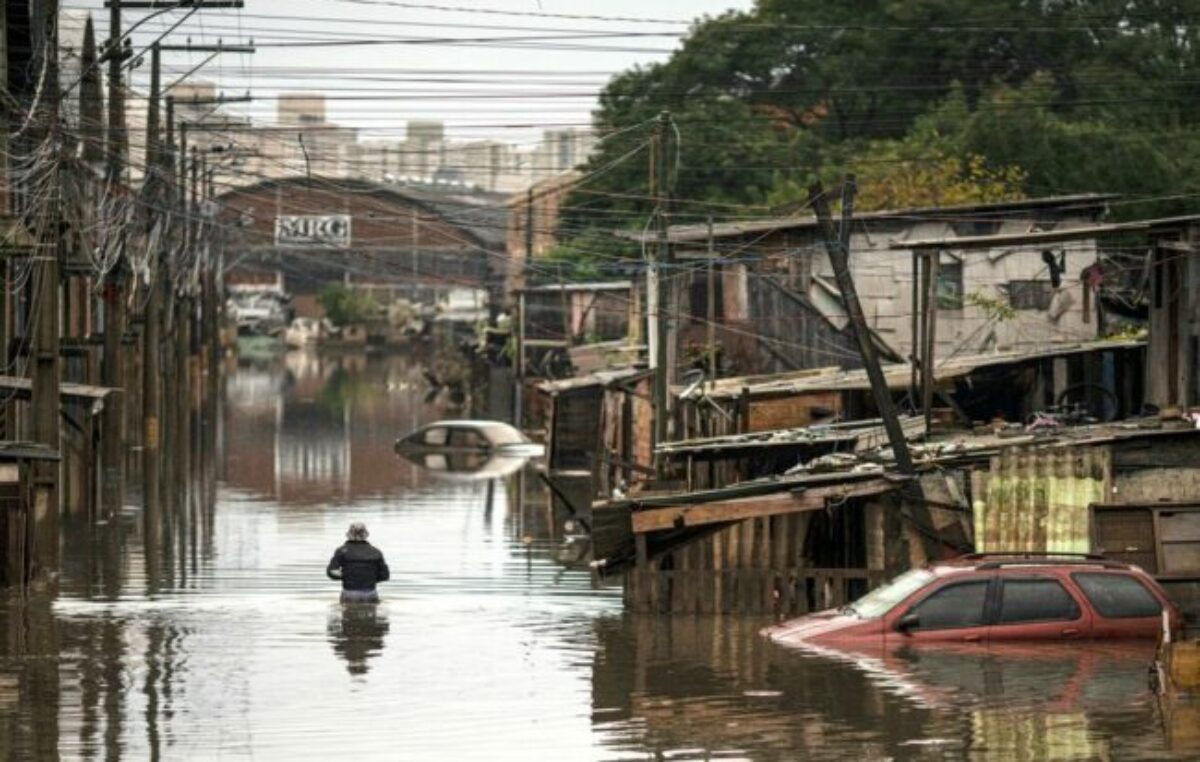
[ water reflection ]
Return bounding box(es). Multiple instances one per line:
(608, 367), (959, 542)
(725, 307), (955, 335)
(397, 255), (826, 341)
(328, 604), (390, 677)
(0, 350), (1192, 758)
(0, 596), (59, 760)
(589, 615), (1175, 760)
(224, 350), (445, 503)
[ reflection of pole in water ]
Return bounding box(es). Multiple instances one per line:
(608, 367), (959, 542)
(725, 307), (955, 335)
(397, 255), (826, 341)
(484, 478), (495, 525)
(1, 599), (61, 756)
(343, 390), (352, 503)
(273, 393), (283, 500)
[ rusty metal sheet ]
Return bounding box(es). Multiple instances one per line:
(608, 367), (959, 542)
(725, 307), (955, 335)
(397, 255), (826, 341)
(746, 391), (842, 432)
(971, 446), (1110, 553)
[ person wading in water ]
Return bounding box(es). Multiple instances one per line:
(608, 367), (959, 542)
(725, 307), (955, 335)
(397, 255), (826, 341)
(327, 522), (390, 603)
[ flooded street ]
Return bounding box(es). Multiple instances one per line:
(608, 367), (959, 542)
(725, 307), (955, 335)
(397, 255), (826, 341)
(0, 353), (1192, 760)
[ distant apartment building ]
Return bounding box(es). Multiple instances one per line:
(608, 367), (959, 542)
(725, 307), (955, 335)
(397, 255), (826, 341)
(531, 129), (596, 180)
(129, 91), (596, 192)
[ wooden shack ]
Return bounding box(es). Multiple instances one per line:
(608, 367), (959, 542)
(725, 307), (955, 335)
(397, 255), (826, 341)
(0, 442), (61, 587)
(1147, 222), (1200, 410)
(609, 420), (1200, 620)
(622, 194), (1116, 377)
(673, 338), (1146, 457)
(537, 367), (654, 524)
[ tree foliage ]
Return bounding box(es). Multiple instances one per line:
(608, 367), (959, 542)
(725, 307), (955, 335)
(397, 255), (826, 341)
(317, 285), (377, 327)
(560, 0), (1200, 252)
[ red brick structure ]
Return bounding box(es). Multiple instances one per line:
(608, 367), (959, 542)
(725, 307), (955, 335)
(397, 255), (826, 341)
(215, 177), (508, 306)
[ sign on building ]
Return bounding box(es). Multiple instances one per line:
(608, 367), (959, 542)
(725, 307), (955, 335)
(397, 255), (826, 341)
(275, 214), (351, 248)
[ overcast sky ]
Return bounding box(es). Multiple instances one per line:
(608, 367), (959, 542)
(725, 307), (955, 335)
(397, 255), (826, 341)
(68, 0), (753, 145)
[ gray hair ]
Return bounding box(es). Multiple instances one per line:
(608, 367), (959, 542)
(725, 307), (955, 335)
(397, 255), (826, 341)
(346, 522), (369, 541)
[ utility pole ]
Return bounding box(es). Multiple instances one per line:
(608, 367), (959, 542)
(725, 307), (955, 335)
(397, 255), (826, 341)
(514, 188), (531, 425)
(29, 0), (62, 587)
(706, 215), (716, 384)
(921, 252), (939, 432)
(809, 178), (942, 560)
(101, 0), (130, 518)
(142, 42), (162, 527)
(651, 110), (671, 454)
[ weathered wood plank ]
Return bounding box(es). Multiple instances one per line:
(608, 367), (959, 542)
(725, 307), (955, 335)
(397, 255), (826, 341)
(631, 478), (895, 533)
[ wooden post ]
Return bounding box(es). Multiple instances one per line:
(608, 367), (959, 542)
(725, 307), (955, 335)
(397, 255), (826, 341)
(651, 111), (671, 456)
(707, 215), (717, 383)
(142, 43), (162, 528)
(514, 189), (531, 426)
(29, 0), (62, 586)
(809, 178), (941, 559)
(101, 0), (128, 518)
(910, 252), (919, 405)
(922, 251), (939, 430)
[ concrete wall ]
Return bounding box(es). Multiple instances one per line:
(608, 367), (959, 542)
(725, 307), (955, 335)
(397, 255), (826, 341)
(824, 219), (1099, 360)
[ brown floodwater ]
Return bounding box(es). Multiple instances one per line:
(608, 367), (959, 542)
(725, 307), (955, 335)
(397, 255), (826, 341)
(2, 351), (1197, 760)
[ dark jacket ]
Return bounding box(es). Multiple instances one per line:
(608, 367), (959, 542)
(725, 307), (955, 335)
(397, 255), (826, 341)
(327, 541), (390, 592)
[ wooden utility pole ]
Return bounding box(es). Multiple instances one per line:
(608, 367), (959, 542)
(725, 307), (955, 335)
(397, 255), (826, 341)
(706, 215), (717, 384)
(810, 179), (942, 560)
(515, 189), (532, 425)
(101, 0), (129, 518)
(910, 253), (919, 405)
(79, 17), (105, 166)
(651, 110), (671, 453)
(142, 42), (162, 525)
(29, 0), (62, 586)
(921, 252), (939, 431)
(811, 178), (913, 471)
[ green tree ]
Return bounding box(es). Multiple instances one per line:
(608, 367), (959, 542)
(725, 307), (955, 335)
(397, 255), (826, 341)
(561, 0), (1200, 249)
(317, 284), (377, 327)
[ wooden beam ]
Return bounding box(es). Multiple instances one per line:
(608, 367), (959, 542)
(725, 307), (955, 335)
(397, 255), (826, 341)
(1157, 239), (1197, 253)
(631, 477), (895, 533)
(899, 221), (1152, 251)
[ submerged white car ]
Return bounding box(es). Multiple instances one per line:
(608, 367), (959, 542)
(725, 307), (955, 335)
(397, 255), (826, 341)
(394, 420), (544, 481)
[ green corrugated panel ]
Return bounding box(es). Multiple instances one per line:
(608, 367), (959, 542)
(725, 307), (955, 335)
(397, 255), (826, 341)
(971, 447), (1109, 553)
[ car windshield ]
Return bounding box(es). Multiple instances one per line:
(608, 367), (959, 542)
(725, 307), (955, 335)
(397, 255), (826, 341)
(848, 569), (936, 618)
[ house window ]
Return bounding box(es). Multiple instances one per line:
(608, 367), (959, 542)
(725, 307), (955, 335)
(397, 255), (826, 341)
(937, 260), (964, 310)
(1007, 280), (1054, 311)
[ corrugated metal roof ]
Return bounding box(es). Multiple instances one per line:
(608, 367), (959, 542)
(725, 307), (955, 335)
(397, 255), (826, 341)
(0, 441), (61, 462)
(0, 375), (119, 401)
(693, 338), (1145, 400)
(520, 281), (632, 293)
(656, 416), (925, 456)
(536, 366), (650, 394)
(619, 193), (1117, 244)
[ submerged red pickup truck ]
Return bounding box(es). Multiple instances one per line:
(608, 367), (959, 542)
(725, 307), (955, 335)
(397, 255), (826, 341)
(764, 553), (1180, 648)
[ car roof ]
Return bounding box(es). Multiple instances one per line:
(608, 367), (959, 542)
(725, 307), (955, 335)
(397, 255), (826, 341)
(931, 553), (1137, 575)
